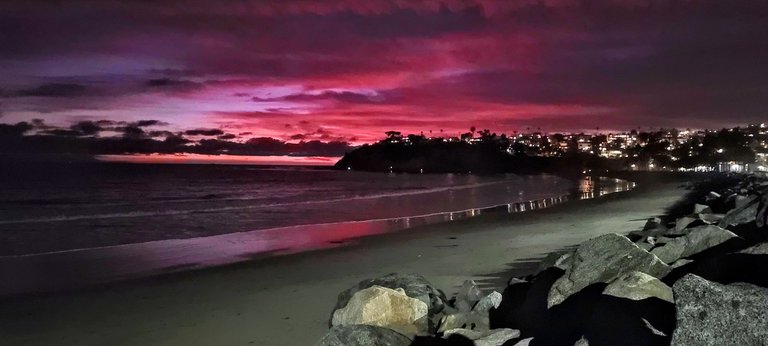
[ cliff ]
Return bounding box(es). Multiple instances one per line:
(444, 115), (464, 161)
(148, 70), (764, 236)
(334, 141), (624, 175)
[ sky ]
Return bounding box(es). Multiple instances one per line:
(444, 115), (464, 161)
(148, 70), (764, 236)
(1, 0), (768, 159)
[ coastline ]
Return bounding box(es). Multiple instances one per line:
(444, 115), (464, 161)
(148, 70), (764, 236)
(0, 172), (694, 345)
(0, 175), (626, 296)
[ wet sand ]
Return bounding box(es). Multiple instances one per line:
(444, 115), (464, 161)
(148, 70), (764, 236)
(0, 174), (691, 345)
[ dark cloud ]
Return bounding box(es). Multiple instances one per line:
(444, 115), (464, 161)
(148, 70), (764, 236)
(0, 118), (352, 157)
(147, 68), (202, 77)
(0, 121), (32, 136)
(185, 128), (224, 136)
(119, 125), (145, 139)
(13, 83), (89, 98)
(148, 130), (175, 137)
(145, 78), (204, 92)
(69, 121), (102, 136)
(134, 120), (167, 127)
(95, 120), (117, 127)
(43, 129), (84, 137)
(253, 90), (386, 104)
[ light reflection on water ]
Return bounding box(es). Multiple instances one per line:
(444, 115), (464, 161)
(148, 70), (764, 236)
(578, 176), (636, 200)
(386, 176), (635, 228)
(0, 175), (635, 296)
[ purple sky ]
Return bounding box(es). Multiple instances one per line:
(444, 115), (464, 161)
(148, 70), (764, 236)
(2, 0), (767, 146)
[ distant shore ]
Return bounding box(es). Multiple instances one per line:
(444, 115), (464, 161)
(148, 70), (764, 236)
(0, 172), (695, 345)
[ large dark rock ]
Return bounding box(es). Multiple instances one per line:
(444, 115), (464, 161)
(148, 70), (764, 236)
(533, 283), (676, 346)
(536, 251), (574, 274)
(330, 273), (447, 331)
(442, 328), (520, 346)
(490, 268), (564, 336)
(548, 234), (671, 307)
(756, 193), (768, 228)
(739, 242), (768, 255)
(627, 218), (668, 241)
(316, 325), (411, 346)
(602, 271), (674, 303)
(662, 253), (768, 288)
(649, 225), (737, 264)
(719, 195), (759, 227)
(671, 274), (768, 345)
(411, 334), (474, 346)
(453, 280), (483, 312)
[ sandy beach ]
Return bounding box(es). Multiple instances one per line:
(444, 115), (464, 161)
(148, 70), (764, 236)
(0, 174), (691, 345)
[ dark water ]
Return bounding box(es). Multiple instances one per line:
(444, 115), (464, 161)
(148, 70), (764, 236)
(0, 163), (618, 256)
(0, 163), (636, 295)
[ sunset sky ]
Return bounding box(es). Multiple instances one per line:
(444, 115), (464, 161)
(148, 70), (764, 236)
(2, 0), (768, 152)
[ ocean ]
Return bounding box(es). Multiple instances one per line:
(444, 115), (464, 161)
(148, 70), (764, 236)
(0, 162), (636, 294)
(0, 162), (633, 256)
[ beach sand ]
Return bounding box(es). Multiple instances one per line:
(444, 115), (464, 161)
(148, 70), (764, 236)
(0, 174), (691, 345)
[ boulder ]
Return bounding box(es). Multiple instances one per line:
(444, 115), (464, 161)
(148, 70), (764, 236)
(547, 233), (671, 308)
(602, 271), (674, 303)
(671, 274), (768, 345)
(757, 194), (768, 228)
(331, 286), (429, 338)
(734, 195), (753, 208)
(635, 241), (653, 251)
(670, 258), (694, 268)
(443, 328), (520, 346)
(643, 217), (663, 231)
(454, 280), (483, 312)
(473, 291), (502, 313)
(316, 325), (411, 346)
(330, 273), (446, 330)
(438, 311), (489, 333)
(537, 251), (574, 273)
(738, 242), (768, 255)
(574, 336), (589, 346)
(650, 225), (737, 264)
(512, 337), (534, 346)
(507, 277), (527, 286)
(653, 236), (676, 245)
(698, 212), (723, 224)
(693, 204), (711, 214)
(673, 216), (700, 233)
(628, 218), (668, 240)
(719, 196), (759, 227)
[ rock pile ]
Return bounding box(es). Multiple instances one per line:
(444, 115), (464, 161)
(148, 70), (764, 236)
(317, 174), (768, 345)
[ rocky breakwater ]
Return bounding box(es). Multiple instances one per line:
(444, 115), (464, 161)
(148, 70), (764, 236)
(316, 174), (768, 345)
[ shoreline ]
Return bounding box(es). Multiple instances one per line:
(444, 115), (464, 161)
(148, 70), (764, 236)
(0, 171), (576, 257)
(0, 172), (695, 345)
(0, 175), (629, 297)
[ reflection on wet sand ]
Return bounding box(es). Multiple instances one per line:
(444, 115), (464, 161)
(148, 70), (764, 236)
(578, 176), (637, 200)
(387, 176), (636, 228)
(0, 176), (635, 296)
